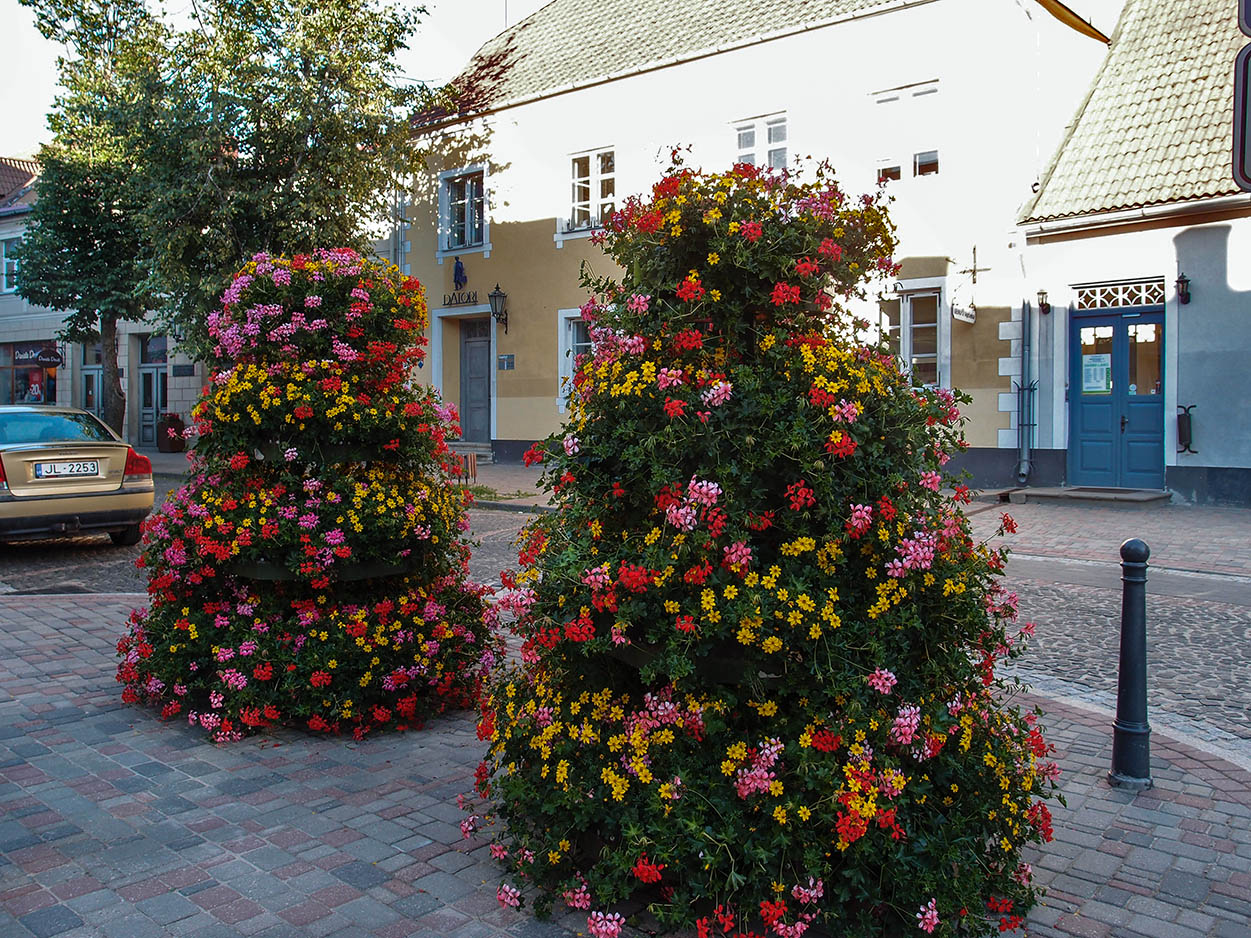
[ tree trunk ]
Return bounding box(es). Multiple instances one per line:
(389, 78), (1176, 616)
(100, 313), (127, 435)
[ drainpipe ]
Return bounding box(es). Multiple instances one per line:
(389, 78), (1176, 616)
(1017, 299), (1033, 484)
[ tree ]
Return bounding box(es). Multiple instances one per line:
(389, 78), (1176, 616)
(15, 0), (162, 431)
(129, 0), (430, 356)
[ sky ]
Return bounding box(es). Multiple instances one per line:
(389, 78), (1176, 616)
(0, 0), (552, 159)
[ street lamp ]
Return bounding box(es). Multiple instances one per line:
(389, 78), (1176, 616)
(488, 283), (508, 334)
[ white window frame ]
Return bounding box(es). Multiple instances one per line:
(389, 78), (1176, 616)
(2, 237), (20, 293)
(437, 164), (491, 264)
(871, 80), (940, 184)
(886, 279), (950, 388)
(556, 148), (615, 246)
(733, 113), (788, 170)
(556, 308), (592, 412)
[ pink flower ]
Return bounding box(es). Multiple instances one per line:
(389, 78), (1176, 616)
(489, 843), (509, 860)
(919, 471), (942, 491)
(563, 881), (592, 910)
(686, 477), (721, 507)
(916, 898), (940, 934)
(701, 380), (732, 407)
(891, 705), (921, 746)
(656, 367), (684, 389)
(496, 883), (521, 908)
(626, 293), (651, 313)
(563, 435), (581, 456)
(867, 668), (897, 695)
(587, 911), (625, 938)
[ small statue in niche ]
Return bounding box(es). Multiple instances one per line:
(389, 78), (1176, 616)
(453, 257), (467, 291)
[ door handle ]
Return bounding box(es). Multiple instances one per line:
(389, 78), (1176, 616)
(1121, 415), (1128, 433)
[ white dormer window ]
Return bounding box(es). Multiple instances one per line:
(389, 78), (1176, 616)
(437, 164), (491, 262)
(734, 114), (788, 169)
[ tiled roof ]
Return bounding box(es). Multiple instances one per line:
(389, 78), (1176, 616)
(0, 158), (39, 207)
(436, 0), (894, 119)
(1020, 0), (1249, 224)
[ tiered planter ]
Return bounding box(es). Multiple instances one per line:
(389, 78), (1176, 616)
(118, 249), (500, 741)
(474, 164), (1061, 937)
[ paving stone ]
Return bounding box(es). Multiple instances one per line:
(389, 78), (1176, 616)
(331, 860), (390, 890)
(18, 905), (85, 938)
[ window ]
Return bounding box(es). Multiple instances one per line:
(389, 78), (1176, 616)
(913, 150), (939, 176)
(883, 292), (943, 386)
(437, 166), (490, 259)
(2, 237), (20, 293)
(569, 149), (615, 230)
(871, 80), (940, 183)
(557, 309), (593, 411)
(735, 115), (788, 169)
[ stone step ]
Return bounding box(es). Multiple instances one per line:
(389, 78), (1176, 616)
(1000, 486), (1171, 506)
(448, 441), (493, 465)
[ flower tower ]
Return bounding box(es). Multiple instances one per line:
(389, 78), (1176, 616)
(118, 249), (501, 741)
(474, 164), (1060, 937)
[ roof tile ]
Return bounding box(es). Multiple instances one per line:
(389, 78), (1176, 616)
(1021, 0), (1248, 222)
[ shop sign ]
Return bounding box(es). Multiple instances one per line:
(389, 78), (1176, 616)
(1082, 353), (1112, 394)
(951, 306), (975, 324)
(13, 342), (61, 367)
(442, 290), (478, 306)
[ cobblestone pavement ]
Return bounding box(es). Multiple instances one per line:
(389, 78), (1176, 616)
(1, 597), (1250, 938)
(0, 505), (526, 597)
(969, 501), (1251, 578)
(0, 480), (181, 596)
(1004, 577), (1251, 767)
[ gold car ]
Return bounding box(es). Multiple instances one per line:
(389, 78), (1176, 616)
(0, 405), (155, 545)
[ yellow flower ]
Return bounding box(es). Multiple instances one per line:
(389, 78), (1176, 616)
(707, 252), (720, 265)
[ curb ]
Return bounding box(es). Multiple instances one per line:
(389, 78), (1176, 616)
(471, 499), (553, 514)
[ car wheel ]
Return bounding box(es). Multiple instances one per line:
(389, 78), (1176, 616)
(110, 525), (142, 547)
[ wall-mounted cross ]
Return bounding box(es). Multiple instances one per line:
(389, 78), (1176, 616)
(958, 245), (991, 284)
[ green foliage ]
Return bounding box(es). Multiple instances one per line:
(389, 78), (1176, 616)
(126, 0), (433, 355)
(15, 0), (162, 429)
(472, 163), (1061, 937)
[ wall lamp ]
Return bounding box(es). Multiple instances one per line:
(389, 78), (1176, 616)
(488, 283), (508, 333)
(1175, 273), (1191, 305)
(1036, 289), (1051, 315)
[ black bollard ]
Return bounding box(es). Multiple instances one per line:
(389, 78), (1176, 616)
(1108, 538), (1153, 790)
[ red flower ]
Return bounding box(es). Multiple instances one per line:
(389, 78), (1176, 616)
(739, 221), (763, 242)
(293, 405), (314, 420)
(631, 854), (666, 884)
(818, 238), (843, 260)
(228, 452), (250, 470)
(810, 729), (842, 752)
(770, 282), (801, 306)
(310, 670), (332, 688)
(676, 275), (706, 303)
(675, 615), (697, 633)
(617, 562), (653, 593)
(564, 616), (595, 642)
(635, 210), (663, 233)
(785, 480), (816, 511)
(672, 329), (704, 351)
(522, 442), (546, 466)
(252, 662), (273, 681)
(794, 256), (821, 277)
(1000, 512), (1018, 534)
(664, 398), (686, 418)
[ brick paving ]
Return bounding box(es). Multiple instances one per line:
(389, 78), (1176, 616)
(1, 594), (1249, 937)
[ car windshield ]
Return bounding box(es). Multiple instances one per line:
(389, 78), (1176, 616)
(0, 411), (116, 445)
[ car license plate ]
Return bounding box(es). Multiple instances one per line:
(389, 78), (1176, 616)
(35, 460), (99, 479)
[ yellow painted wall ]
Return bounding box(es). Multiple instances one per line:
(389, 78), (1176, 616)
(950, 305), (1011, 448)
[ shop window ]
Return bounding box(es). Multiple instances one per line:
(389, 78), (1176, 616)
(140, 333), (168, 364)
(0, 340), (60, 404)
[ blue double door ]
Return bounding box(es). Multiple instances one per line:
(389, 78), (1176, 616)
(1069, 309), (1165, 489)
